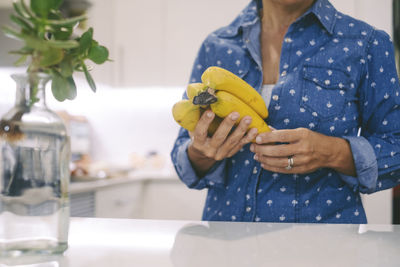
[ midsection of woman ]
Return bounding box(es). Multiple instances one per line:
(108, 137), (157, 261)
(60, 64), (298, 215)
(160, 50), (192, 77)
(170, 0), (400, 223)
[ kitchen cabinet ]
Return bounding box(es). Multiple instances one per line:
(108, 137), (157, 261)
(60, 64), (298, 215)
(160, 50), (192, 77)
(140, 179), (206, 220)
(70, 191), (96, 217)
(69, 175), (207, 220)
(95, 182), (144, 218)
(70, 178), (145, 218)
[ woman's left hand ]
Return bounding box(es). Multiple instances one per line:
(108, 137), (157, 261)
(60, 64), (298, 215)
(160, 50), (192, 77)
(250, 128), (354, 175)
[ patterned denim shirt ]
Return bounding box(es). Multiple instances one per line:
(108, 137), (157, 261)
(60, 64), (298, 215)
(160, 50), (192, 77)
(171, 0), (400, 223)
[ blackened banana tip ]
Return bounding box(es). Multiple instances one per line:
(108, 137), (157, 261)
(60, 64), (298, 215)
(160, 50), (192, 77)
(193, 91), (218, 105)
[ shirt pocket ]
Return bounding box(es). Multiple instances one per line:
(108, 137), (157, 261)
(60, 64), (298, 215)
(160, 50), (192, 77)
(301, 65), (351, 120)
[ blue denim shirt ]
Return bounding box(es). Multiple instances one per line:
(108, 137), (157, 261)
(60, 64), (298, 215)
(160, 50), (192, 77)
(171, 0), (400, 223)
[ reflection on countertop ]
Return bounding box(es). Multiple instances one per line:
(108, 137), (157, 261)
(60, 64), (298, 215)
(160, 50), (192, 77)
(2, 218), (400, 267)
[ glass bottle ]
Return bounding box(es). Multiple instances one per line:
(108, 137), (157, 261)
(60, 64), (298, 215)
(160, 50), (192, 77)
(0, 73), (70, 257)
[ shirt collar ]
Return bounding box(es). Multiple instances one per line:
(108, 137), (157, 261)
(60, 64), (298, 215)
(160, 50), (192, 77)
(306, 0), (337, 34)
(217, 0), (337, 38)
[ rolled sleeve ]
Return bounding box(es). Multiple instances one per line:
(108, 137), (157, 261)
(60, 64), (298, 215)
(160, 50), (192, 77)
(340, 136), (378, 193)
(344, 29), (400, 193)
(172, 138), (228, 190)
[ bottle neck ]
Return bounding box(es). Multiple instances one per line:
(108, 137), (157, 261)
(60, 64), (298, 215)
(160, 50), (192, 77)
(12, 73), (50, 109)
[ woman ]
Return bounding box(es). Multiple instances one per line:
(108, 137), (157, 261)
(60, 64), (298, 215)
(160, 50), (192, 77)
(171, 0), (400, 223)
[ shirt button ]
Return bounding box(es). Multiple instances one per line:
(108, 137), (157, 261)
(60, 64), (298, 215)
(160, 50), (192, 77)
(246, 206), (252, 212)
(272, 95), (279, 101)
(245, 38), (250, 43)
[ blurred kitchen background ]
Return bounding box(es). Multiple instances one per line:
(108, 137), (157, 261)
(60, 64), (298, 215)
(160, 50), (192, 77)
(0, 0), (398, 223)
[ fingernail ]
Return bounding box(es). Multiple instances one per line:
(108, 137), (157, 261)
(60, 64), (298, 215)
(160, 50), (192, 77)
(244, 117), (252, 125)
(207, 111), (214, 118)
(261, 163), (265, 168)
(250, 128), (258, 136)
(256, 136), (262, 144)
(250, 144), (254, 152)
(230, 112), (240, 120)
(253, 154), (258, 160)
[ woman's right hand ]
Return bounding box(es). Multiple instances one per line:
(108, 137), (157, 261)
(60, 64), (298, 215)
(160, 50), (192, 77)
(187, 110), (258, 175)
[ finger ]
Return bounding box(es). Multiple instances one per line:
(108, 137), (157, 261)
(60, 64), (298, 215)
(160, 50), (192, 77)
(251, 143), (299, 157)
(221, 116), (252, 149)
(189, 131), (194, 139)
(242, 127), (259, 145)
(193, 110), (215, 144)
(254, 155), (289, 168)
(260, 161), (312, 175)
(226, 128), (258, 158)
(259, 162), (295, 174)
(254, 154), (303, 169)
(255, 128), (306, 145)
(214, 116), (251, 159)
(209, 112), (240, 147)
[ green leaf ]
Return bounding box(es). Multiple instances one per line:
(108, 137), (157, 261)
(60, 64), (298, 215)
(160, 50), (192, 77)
(88, 45), (109, 64)
(79, 27), (93, 54)
(82, 63), (96, 92)
(20, 0), (37, 19)
(31, 0), (63, 18)
(10, 14), (34, 32)
(2, 25), (24, 40)
(51, 71), (76, 101)
(47, 39), (79, 49)
(60, 59), (73, 77)
(46, 14), (87, 26)
(48, 9), (63, 20)
(53, 25), (73, 40)
(14, 54), (28, 66)
(66, 76), (77, 100)
(9, 47), (33, 55)
(25, 36), (48, 51)
(12, 1), (30, 19)
(39, 47), (64, 67)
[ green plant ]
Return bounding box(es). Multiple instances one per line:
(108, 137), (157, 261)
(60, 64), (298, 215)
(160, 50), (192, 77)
(2, 0), (110, 102)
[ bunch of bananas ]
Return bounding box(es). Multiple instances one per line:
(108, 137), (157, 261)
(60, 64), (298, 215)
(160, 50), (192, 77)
(172, 66), (271, 137)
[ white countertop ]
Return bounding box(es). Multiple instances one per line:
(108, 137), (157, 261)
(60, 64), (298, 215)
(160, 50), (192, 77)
(2, 218), (400, 267)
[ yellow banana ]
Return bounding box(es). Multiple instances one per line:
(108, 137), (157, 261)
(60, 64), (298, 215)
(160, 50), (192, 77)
(186, 83), (223, 136)
(186, 83), (207, 100)
(186, 83), (208, 109)
(172, 100), (222, 136)
(173, 67), (270, 138)
(172, 100), (201, 132)
(201, 66), (269, 119)
(210, 91), (271, 134)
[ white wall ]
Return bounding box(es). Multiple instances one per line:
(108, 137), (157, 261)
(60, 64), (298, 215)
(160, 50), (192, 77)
(331, 0), (392, 34)
(0, 69), (183, 167)
(87, 0), (249, 87)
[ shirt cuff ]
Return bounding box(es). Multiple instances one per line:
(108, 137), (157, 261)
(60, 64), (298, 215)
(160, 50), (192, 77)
(174, 139), (227, 190)
(340, 136), (378, 193)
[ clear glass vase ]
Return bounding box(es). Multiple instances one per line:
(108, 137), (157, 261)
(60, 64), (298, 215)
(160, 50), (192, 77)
(0, 73), (70, 257)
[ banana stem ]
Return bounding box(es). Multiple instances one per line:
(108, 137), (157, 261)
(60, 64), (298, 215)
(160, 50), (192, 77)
(193, 88), (218, 106)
